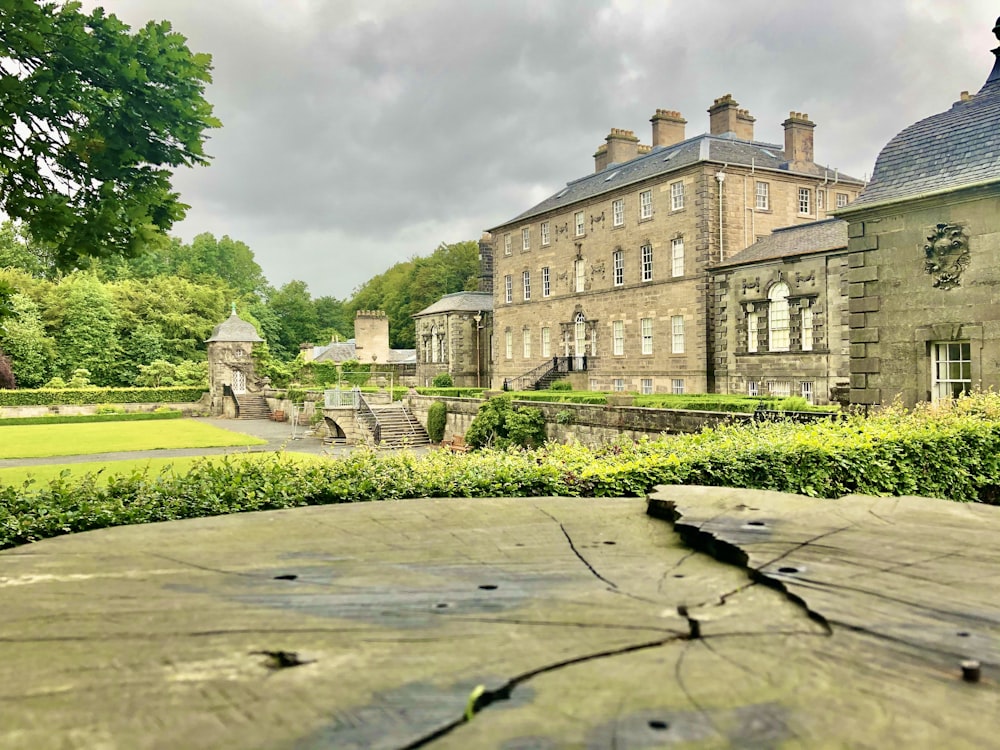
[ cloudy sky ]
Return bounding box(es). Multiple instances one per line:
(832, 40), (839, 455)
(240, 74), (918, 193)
(80, 0), (999, 299)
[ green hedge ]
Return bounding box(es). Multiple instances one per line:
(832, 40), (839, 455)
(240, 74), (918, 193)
(508, 390), (608, 405)
(0, 387), (205, 407)
(414, 387), (487, 398)
(0, 411), (183, 426)
(2, 394), (999, 550)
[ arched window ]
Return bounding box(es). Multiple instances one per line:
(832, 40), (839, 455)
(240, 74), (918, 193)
(768, 283), (790, 352)
(430, 326), (439, 363)
(574, 313), (587, 357)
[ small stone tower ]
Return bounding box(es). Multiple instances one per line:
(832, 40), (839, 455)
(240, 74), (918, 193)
(353, 310), (390, 364)
(205, 305), (264, 415)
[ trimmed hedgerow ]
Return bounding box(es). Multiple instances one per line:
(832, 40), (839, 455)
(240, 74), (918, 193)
(426, 401), (447, 443)
(0, 387), (205, 407)
(2, 393), (1000, 550)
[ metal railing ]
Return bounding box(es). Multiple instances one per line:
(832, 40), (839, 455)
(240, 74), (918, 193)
(357, 392), (382, 445)
(325, 388), (361, 408)
(503, 356), (588, 391)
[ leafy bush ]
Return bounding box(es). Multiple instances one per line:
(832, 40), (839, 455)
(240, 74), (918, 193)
(466, 395), (546, 449)
(0, 386), (205, 406)
(95, 404), (125, 415)
(555, 409), (575, 425)
(4, 393), (1000, 551)
(415, 387), (486, 398)
(431, 372), (454, 388)
(549, 380), (572, 391)
(509, 391), (607, 405)
(427, 401), (447, 443)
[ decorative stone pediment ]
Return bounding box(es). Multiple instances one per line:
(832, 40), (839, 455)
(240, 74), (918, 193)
(923, 223), (969, 290)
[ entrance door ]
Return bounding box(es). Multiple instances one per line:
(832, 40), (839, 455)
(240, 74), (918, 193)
(232, 369), (247, 394)
(574, 313), (587, 370)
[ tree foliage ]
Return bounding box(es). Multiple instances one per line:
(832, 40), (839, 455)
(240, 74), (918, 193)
(465, 395), (547, 450)
(0, 1), (220, 266)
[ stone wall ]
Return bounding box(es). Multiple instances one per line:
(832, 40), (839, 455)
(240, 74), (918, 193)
(406, 394), (751, 447)
(0, 398), (210, 419)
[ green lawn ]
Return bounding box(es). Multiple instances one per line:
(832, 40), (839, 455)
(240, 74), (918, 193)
(0, 452), (322, 487)
(0, 420), (266, 459)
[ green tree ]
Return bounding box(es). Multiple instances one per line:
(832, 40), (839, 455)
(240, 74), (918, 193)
(54, 273), (121, 385)
(0, 221), (57, 278)
(465, 395), (547, 449)
(0, 292), (55, 387)
(171, 233), (266, 297)
(0, 1), (220, 267)
(267, 280), (321, 356)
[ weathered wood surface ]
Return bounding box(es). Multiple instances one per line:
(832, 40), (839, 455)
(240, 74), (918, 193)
(0, 490), (997, 749)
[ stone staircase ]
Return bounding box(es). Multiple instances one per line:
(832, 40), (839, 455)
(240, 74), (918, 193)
(368, 403), (431, 448)
(235, 393), (272, 420)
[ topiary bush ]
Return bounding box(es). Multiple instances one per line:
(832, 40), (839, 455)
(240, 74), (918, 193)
(427, 400), (447, 443)
(465, 394), (546, 449)
(431, 372), (454, 388)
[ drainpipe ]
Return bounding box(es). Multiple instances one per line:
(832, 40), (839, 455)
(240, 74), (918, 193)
(716, 167), (727, 263)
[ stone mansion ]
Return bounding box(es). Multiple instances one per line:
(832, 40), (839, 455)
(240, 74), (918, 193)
(415, 16), (1000, 407)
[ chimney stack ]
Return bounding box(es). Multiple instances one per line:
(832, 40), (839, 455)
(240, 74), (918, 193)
(783, 111), (816, 165)
(650, 109), (687, 148)
(595, 128), (640, 171)
(735, 108), (755, 141)
(708, 94), (740, 136)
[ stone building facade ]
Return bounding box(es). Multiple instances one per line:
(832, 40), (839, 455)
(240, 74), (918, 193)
(205, 307), (265, 416)
(488, 95), (864, 395)
(413, 291), (493, 387)
(711, 219), (851, 403)
(835, 18), (1000, 407)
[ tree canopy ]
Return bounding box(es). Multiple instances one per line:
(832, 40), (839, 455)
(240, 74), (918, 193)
(0, 1), (220, 268)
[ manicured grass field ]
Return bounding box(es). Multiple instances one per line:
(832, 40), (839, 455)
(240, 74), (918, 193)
(0, 420), (266, 459)
(0, 452), (322, 487)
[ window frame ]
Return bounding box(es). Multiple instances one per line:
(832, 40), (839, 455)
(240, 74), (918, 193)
(522, 270), (531, 301)
(670, 181), (684, 211)
(522, 327), (531, 358)
(612, 320), (624, 356)
(747, 304), (759, 353)
(931, 341), (972, 401)
(671, 378), (685, 395)
(798, 187), (811, 215)
(504, 329), (513, 359)
(836, 192), (849, 209)
(768, 283), (790, 352)
(541, 327), (551, 358)
(612, 198), (624, 227)
(640, 317), (653, 355)
(671, 238), (684, 278)
(541, 221), (550, 246)
(504, 233), (512, 256)
(639, 189), (653, 220)
(613, 250), (624, 286)
(612, 378), (625, 393)
(574, 259), (586, 293)
(574, 211), (585, 237)
(640, 378), (653, 395)
(504, 274), (512, 304)
(521, 227), (530, 252)
(541, 266), (550, 297)
(671, 315), (684, 354)
(640, 244), (653, 282)
(801, 306), (814, 352)
(755, 181), (769, 211)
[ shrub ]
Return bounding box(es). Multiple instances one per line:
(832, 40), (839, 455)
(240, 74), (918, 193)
(95, 404), (125, 415)
(555, 409), (575, 425)
(431, 372), (454, 388)
(427, 401), (447, 442)
(466, 395), (547, 449)
(0, 386), (205, 407)
(549, 380), (572, 391)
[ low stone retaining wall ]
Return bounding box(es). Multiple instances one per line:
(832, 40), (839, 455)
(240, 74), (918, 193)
(406, 394), (752, 447)
(0, 399), (208, 419)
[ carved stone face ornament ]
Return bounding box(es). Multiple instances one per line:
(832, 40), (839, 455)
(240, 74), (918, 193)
(923, 223), (969, 290)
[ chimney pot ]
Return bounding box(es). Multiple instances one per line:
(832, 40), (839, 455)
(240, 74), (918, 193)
(783, 111), (816, 165)
(651, 109), (687, 148)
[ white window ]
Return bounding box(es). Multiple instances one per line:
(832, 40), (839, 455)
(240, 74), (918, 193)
(768, 282), (790, 352)
(523, 327), (531, 358)
(574, 313), (587, 356)
(522, 270), (531, 300)
(798, 187), (811, 215)
(747, 304), (759, 354)
(612, 320), (624, 355)
(817, 189), (826, 211)
(800, 381), (814, 404)
(521, 227), (530, 251)
(590, 378), (599, 390)
(542, 266), (550, 297)
(612, 198), (624, 227)
(613, 378), (625, 392)
(639, 190), (653, 219)
(671, 238), (684, 277)
(670, 181), (684, 210)
(613, 250), (624, 286)
(672, 379), (685, 395)
(541, 327), (551, 357)
(801, 307), (814, 352)
(836, 192), (849, 209)
(504, 329), (513, 359)
(641, 378), (653, 395)
(767, 380), (791, 398)
(748, 381), (759, 397)
(932, 342), (972, 401)
(641, 317), (653, 355)
(430, 326), (440, 363)
(641, 244), (653, 282)
(574, 259), (585, 292)
(671, 315), (684, 354)
(504, 275), (512, 304)
(575, 211), (585, 237)
(504, 233), (512, 255)
(541, 221), (550, 246)
(755, 181), (769, 210)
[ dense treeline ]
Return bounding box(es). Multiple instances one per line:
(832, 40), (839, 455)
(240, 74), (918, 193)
(0, 221), (479, 388)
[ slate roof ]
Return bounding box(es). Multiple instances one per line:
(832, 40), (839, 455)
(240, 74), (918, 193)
(413, 291), (493, 318)
(845, 52), (1000, 209)
(492, 134), (864, 229)
(714, 219), (848, 269)
(205, 312), (264, 343)
(311, 340), (416, 365)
